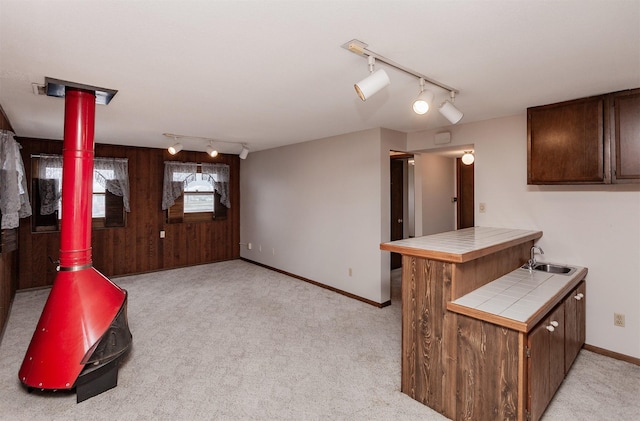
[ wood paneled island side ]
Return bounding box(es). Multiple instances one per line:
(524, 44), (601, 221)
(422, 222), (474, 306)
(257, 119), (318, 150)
(381, 227), (542, 421)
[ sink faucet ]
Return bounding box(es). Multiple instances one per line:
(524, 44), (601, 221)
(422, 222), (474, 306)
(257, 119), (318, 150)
(529, 246), (544, 269)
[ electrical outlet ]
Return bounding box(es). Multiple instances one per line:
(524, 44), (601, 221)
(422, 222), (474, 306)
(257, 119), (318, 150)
(614, 313), (625, 327)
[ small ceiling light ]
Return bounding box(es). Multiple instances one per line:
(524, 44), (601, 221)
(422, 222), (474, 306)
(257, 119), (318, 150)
(168, 143), (182, 155)
(206, 143), (218, 158)
(412, 78), (434, 115)
(439, 91), (464, 124)
(239, 145), (249, 160)
(461, 151), (475, 165)
(354, 56), (390, 101)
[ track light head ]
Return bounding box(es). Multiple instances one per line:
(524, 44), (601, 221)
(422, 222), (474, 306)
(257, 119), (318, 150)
(413, 79), (434, 114)
(206, 144), (218, 158)
(354, 57), (390, 101)
(168, 143), (182, 155)
(239, 145), (249, 160)
(438, 92), (464, 124)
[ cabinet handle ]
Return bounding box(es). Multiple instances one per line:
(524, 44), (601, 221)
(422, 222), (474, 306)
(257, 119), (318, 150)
(550, 321), (559, 327)
(574, 293), (584, 301)
(546, 325), (555, 332)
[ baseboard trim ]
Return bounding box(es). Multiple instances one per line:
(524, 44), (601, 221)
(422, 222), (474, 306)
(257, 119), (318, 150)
(584, 344), (640, 366)
(241, 258), (391, 308)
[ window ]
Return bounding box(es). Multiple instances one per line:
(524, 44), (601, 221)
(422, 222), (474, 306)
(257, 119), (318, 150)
(31, 154), (130, 231)
(162, 161), (230, 223)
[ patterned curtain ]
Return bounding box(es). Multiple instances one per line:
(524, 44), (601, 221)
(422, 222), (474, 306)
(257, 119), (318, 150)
(201, 163), (230, 208)
(0, 130), (32, 228)
(162, 162), (198, 210)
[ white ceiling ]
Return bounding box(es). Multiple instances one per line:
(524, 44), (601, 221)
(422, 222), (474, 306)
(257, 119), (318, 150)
(1, 0), (639, 156)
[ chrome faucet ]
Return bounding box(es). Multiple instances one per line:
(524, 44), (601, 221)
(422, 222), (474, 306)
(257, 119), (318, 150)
(529, 246), (544, 269)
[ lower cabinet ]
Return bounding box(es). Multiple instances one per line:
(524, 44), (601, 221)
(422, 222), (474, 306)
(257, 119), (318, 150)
(564, 282), (586, 372)
(453, 280), (586, 421)
(527, 280), (586, 421)
(527, 304), (566, 421)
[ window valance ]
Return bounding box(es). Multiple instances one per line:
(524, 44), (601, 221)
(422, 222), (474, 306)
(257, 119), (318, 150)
(162, 161), (230, 210)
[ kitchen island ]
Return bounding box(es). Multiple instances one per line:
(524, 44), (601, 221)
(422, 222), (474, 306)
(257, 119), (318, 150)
(381, 227), (543, 420)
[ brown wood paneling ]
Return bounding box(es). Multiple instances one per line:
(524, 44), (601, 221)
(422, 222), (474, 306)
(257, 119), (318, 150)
(456, 315), (519, 421)
(16, 137), (240, 290)
(401, 255), (449, 413)
(452, 241), (533, 300)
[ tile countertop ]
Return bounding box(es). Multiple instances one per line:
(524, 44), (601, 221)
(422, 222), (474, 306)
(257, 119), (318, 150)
(380, 227), (542, 263)
(447, 264), (588, 333)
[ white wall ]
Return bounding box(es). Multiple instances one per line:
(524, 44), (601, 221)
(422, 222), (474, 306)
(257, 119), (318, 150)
(240, 128), (406, 304)
(407, 114), (640, 359)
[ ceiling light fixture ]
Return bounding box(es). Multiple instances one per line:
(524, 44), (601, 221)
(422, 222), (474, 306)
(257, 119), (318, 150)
(354, 56), (391, 101)
(168, 142), (183, 155)
(206, 143), (218, 158)
(412, 78), (434, 115)
(342, 39), (463, 123)
(461, 151), (475, 165)
(163, 133), (249, 159)
(239, 145), (250, 160)
(439, 91), (464, 124)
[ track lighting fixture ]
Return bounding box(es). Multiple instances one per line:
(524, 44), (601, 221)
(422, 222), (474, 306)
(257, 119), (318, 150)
(342, 39), (463, 123)
(438, 91), (464, 125)
(412, 78), (434, 115)
(239, 145), (249, 160)
(206, 144), (218, 158)
(163, 133), (249, 158)
(168, 142), (182, 155)
(461, 151), (475, 165)
(354, 56), (391, 101)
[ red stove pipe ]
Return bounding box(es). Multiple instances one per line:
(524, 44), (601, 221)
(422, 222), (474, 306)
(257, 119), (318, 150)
(19, 88), (129, 391)
(59, 89), (95, 269)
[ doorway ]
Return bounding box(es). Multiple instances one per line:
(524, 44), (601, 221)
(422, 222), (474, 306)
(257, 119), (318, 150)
(456, 157), (474, 229)
(390, 155), (409, 270)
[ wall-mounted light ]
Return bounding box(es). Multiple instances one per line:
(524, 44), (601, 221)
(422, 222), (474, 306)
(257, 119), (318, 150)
(168, 143), (183, 155)
(342, 39), (463, 123)
(461, 151), (474, 165)
(439, 91), (464, 124)
(354, 56), (390, 101)
(412, 78), (434, 115)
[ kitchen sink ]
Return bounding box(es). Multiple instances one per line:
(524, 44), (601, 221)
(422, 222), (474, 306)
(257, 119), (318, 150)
(523, 262), (576, 275)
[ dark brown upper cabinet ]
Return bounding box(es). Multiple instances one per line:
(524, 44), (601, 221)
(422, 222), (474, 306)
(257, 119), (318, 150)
(527, 88), (639, 185)
(611, 89), (640, 182)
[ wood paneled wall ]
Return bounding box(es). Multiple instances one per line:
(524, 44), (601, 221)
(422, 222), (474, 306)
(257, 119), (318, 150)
(16, 137), (240, 290)
(0, 105), (16, 337)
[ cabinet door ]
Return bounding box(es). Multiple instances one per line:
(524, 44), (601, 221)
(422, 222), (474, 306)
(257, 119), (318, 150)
(565, 281), (586, 371)
(612, 89), (640, 182)
(528, 304), (565, 421)
(528, 96), (607, 184)
(548, 305), (565, 396)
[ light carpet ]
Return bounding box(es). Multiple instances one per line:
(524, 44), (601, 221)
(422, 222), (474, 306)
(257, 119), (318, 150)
(0, 260), (638, 420)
